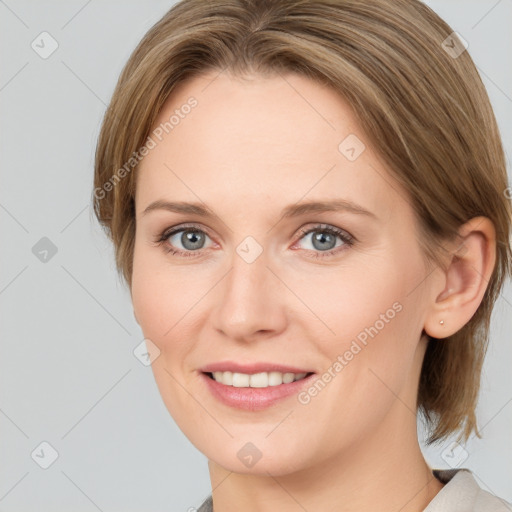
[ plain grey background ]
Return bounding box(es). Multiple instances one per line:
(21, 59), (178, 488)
(1, 1), (511, 510)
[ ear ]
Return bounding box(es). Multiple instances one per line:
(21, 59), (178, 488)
(133, 308), (140, 325)
(423, 216), (496, 339)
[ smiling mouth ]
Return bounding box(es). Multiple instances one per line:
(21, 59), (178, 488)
(204, 371), (314, 388)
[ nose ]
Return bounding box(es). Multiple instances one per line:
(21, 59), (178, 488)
(210, 246), (288, 343)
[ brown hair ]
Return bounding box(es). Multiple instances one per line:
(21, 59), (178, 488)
(92, 0), (512, 444)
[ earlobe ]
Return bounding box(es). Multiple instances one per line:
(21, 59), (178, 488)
(423, 216), (496, 340)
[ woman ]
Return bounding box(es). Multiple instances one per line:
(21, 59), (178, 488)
(92, 0), (512, 510)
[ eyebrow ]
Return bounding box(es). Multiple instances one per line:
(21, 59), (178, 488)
(141, 199), (376, 219)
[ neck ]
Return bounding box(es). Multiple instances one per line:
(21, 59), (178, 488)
(207, 396), (444, 512)
(206, 336), (445, 511)
(208, 424), (443, 511)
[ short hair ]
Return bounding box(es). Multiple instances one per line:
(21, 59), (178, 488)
(92, 0), (512, 444)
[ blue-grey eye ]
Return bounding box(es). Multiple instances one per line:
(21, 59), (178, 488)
(298, 227), (347, 252)
(168, 229), (211, 251)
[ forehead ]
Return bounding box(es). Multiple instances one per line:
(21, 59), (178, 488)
(135, 71), (403, 221)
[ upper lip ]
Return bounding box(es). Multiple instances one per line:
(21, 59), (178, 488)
(200, 361), (314, 374)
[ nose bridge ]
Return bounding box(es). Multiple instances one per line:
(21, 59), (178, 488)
(212, 243), (285, 340)
(234, 243), (271, 294)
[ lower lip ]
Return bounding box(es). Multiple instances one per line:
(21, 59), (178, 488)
(200, 372), (315, 411)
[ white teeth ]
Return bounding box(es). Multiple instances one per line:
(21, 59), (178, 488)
(232, 372), (250, 387)
(211, 371), (308, 387)
(268, 371), (283, 386)
(249, 372), (268, 388)
(283, 372), (295, 384)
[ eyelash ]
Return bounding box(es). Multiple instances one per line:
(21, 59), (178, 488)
(154, 223), (355, 259)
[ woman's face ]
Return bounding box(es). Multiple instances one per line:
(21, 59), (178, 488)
(132, 70), (437, 475)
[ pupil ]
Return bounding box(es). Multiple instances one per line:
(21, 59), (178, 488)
(182, 231), (204, 250)
(313, 231), (335, 250)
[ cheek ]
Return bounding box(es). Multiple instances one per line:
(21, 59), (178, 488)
(286, 250), (426, 384)
(131, 240), (194, 338)
(131, 247), (202, 421)
(288, 255), (416, 335)
(286, 260), (423, 443)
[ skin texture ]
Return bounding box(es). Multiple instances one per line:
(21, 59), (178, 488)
(131, 70), (496, 512)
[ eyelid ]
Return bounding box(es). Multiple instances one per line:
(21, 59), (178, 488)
(294, 223), (354, 242)
(157, 222), (217, 250)
(159, 222), (214, 241)
(155, 222), (355, 258)
(291, 223), (355, 254)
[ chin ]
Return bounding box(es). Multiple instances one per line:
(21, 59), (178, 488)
(193, 432), (318, 477)
(210, 451), (308, 476)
